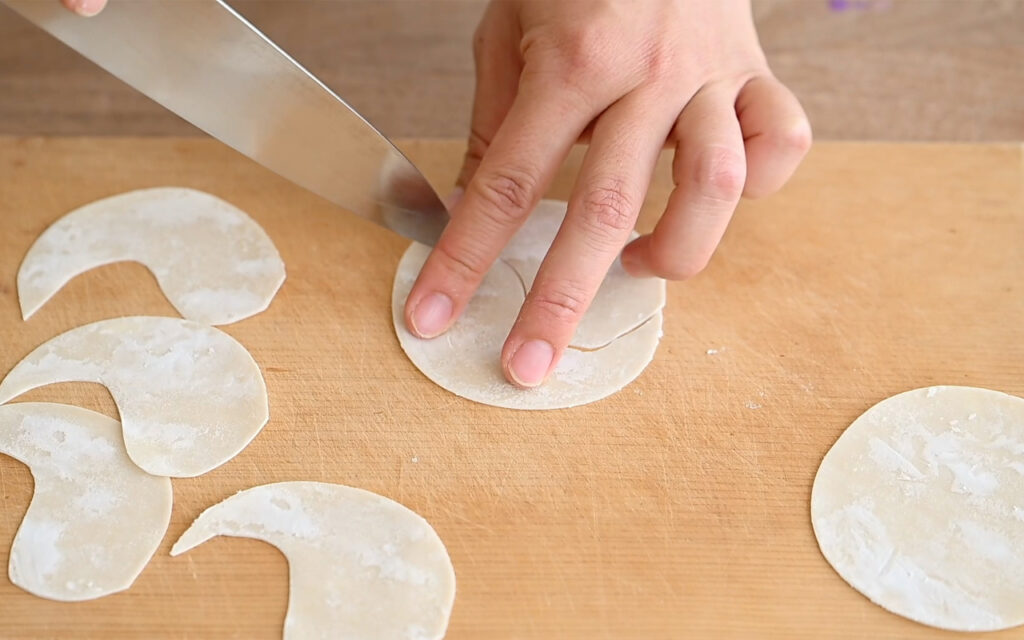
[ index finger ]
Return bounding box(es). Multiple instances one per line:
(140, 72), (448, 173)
(403, 79), (600, 340)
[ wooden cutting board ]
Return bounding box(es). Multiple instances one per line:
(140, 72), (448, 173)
(0, 137), (1021, 639)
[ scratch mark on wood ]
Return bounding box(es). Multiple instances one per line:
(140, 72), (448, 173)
(433, 502), (495, 535)
(310, 418), (325, 480)
(732, 446), (764, 478)
(545, 542), (577, 614)
(396, 457), (406, 502)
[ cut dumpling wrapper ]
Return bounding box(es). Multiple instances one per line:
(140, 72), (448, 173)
(393, 199), (666, 410)
(0, 402), (172, 601)
(811, 386), (1024, 632)
(171, 481), (455, 640)
(0, 316), (269, 477)
(498, 200), (665, 349)
(18, 187), (285, 325)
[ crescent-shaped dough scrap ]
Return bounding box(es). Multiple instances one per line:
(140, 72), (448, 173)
(393, 199), (666, 410)
(0, 402), (172, 601)
(18, 187), (285, 325)
(171, 482), (455, 640)
(0, 316), (269, 477)
(812, 386), (1024, 631)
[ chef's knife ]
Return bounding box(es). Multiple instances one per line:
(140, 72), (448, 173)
(2, 0), (450, 246)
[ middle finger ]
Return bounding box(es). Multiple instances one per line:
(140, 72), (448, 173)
(501, 88), (680, 387)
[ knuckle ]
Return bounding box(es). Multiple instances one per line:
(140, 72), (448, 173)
(522, 30), (613, 110)
(639, 42), (678, 83)
(472, 168), (537, 227)
(578, 180), (637, 240)
(691, 146), (746, 202)
(529, 26), (607, 84)
(782, 118), (814, 154)
(528, 283), (590, 326)
(560, 27), (606, 75)
(432, 240), (490, 287)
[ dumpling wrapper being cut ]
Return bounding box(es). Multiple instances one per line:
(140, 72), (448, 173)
(812, 386), (1024, 631)
(18, 187), (285, 325)
(392, 199), (666, 410)
(0, 316), (269, 477)
(171, 482), (455, 640)
(0, 402), (172, 601)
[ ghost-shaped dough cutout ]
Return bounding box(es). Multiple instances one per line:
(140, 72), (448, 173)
(392, 199), (666, 410)
(171, 482), (455, 640)
(0, 316), (269, 477)
(18, 187), (285, 325)
(0, 402), (172, 601)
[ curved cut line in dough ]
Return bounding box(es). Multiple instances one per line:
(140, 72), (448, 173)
(170, 481), (456, 640)
(811, 386), (1024, 632)
(499, 256), (662, 353)
(0, 316), (269, 478)
(393, 199), (666, 410)
(566, 313), (660, 353)
(0, 402), (172, 602)
(500, 258), (529, 299)
(497, 200), (665, 349)
(18, 187), (286, 325)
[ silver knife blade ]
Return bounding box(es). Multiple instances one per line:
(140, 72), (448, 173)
(3, 0), (449, 246)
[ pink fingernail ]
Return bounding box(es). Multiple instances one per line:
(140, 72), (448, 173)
(509, 340), (554, 388)
(410, 292), (453, 338)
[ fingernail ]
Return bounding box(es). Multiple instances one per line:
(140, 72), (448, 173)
(443, 187), (465, 211)
(410, 292), (453, 338)
(508, 339), (554, 388)
(620, 251), (653, 278)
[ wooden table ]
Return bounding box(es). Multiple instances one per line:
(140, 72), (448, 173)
(0, 138), (1022, 638)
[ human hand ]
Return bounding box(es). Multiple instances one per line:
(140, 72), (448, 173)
(404, 0), (811, 387)
(61, 0), (106, 17)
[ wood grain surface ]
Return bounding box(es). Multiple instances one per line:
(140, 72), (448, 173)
(0, 137), (1022, 639)
(1, 0), (1022, 141)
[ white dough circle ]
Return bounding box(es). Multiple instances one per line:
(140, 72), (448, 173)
(811, 386), (1024, 631)
(171, 481), (455, 640)
(392, 199), (666, 410)
(18, 187), (286, 325)
(0, 403), (172, 601)
(0, 316), (269, 477)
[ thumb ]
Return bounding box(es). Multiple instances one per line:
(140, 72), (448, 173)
(456, 2), (522, 191)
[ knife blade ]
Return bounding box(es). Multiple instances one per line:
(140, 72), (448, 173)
(3, 0), (450, 246)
